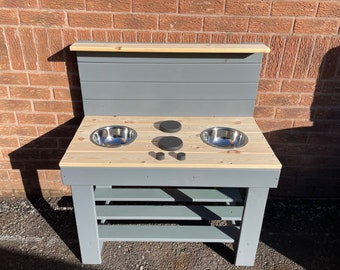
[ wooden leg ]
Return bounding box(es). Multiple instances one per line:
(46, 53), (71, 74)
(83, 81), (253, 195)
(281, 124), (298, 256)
(235, 187), (269, 266)
(71, 185), (101, 264)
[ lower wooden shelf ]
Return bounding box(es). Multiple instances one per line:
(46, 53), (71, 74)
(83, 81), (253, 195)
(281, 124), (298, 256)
(98, 225), (239, 243)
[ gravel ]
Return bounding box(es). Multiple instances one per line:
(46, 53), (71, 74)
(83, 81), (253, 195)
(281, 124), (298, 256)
(0, 198), (339, 270)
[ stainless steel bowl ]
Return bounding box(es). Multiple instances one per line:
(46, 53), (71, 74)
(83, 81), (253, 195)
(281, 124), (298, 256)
(90, 126), (137, 147)
(200, 127), (248, 149)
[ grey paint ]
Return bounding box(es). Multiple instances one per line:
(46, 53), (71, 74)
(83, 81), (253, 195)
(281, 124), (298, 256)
(61, 167), (280, 188)
(95, 205), (244, 221)
(94, 187), (242, 203)
(98, 225), (239, 243)
(76, 52), (263, 116)
(235, 187), (269, 266)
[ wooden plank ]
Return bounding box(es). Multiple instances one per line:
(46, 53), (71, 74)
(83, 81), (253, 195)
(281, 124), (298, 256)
(70, 42), (270, 54)
(78, 62), (261, 82)
(94, 187), (242, 203)
(96, 205), (243, 221)
(98, 225), (239, 242)
(83, 100), (256, 117)
(81, 82), (258, 100)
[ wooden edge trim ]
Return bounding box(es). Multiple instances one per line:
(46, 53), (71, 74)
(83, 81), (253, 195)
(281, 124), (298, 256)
(70, 42), (271, 54)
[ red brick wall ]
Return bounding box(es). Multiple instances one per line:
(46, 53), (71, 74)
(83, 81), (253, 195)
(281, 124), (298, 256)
(1, 0), (339, 197)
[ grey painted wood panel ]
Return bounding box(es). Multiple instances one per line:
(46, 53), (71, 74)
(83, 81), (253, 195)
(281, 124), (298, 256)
(98, 225), (239, 243)
(78, 62), (261, 82)
(83, 100), (256, 116)
(94, 187), (242, 203)
(95, 205), (244, 221)
(61, 167), (281, 187)
(81, 82), (258, 100)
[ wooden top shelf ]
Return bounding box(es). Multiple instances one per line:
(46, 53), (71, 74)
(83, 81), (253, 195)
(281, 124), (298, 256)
(59, 116), (281, 170)
(70, 42), (270, 54)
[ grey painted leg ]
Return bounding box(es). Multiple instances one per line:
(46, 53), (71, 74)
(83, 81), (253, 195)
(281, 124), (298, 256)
(72, 185), (101, 264)
(235, 187), (269, 266)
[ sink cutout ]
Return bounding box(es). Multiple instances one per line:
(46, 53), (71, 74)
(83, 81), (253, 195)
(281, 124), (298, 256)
(200, 127), (248, 149)
(90, 126), (137, 147)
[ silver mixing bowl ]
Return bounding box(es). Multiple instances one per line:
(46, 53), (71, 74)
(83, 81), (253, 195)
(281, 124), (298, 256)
(200, 127), (248, 149)
(90, 126), (137, 147)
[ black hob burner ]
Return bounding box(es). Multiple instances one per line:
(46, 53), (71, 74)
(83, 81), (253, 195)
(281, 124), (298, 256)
(159, 120), (181, 133)
(158, 136), (183, 151)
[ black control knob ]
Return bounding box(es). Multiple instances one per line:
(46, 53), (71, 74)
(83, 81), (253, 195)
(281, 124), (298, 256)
(156, 152), (165, 160)
(177, 152), (186, 161)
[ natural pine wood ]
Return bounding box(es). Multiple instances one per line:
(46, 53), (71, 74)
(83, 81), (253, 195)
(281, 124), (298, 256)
(70, 42), (270, 53)
(60, 116), (281, 169)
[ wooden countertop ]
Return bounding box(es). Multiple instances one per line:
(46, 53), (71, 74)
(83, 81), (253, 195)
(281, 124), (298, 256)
(70, 42), (270, 54)
(59, 116), (281, 170)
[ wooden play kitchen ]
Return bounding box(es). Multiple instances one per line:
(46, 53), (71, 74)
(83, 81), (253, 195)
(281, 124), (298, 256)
(60, 42), (281, 266)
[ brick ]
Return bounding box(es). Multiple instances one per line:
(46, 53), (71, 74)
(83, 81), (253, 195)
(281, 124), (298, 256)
(256, 119), (293, 132)
(9, 86), (51, 100)
(20, 11), (66, 27)
(204, 17), (248, 32)
(226, 33), (242, 43)
(318, 81), (340, 94)
(294, 19), (339, 35)
(311, 94), (340, 107)
(40, 0), (84, 10)
(0, 0), (37, 8)
(197, 33), (211, 43)
(29, 73), (69, 87)
(211, 33), (226, 43)
(293, 36), (315, 79)
(33, 101), (73, 113)
(76, 29), (92, 40)
(183, 33), (196, 43)
(56, 114), (74, 125)
(122, 31), (137, 42)
(293, 120), (314, 128)
(0, 29), (10, 70)
(137, 32), (152, 43)
(114, 14), (157, 30)
(134, 0), (177, 13)
(53, 88), (72, 100)
(5, 28), (25, 70)
(254, 106), (275, 118)
(258, 79), (281, 92)
(265, 35), (286, 78)
(87, 0), (131, 12)
(0, 125), (37, 136)
(279, 36), (300, 78)
(0, 9), (18, 25)
(152, 32), (167, 43)
(281, 80), (316, 93)
(160, 15), (203, 31)
(272, 1), (318, 17)
(0, 100), (32, 111)
(257, 35), (271, 78)
(308, 37), (330, 78)
(0, 86), (8, 98)
(168, 32), (182, 43)
(107, 30), (122, 42)
(0, 137), (19, 148)
(276, 107), (311, 120)
(68, 12), (112, 28)
(0, 72), (28, 85)
(0, 112), (16, 123)
(226, 0), (271, 16)
(317, 2), (340, 18)
(18, 28), (37, 70)
(180, 0), (224, 14)
(299, 94), (313, 107)
(241, 34), (257, 43)
(47, 29), (66, 72)
(34, 28), (53, 71)
(249, 18), (293, 34)
(17, 113), (56, 125)
(258, 93), (300, 106)
(93, 30), (107, 42)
